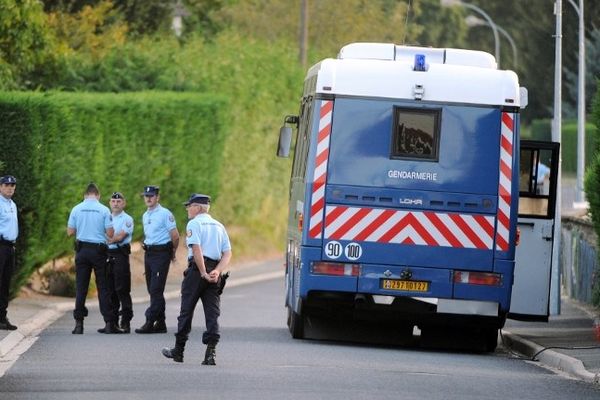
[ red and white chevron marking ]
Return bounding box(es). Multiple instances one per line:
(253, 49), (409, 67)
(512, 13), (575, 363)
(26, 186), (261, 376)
(309, 100), (333, 239)
(323, 205), (495, 249)
(495, 112), (514, 252)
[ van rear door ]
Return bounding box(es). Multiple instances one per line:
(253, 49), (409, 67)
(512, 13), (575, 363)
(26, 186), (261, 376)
(509, 140), (560, 321)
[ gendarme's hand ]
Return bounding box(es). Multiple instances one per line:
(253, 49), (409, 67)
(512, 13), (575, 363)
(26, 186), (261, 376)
(207, 270), (220, 283)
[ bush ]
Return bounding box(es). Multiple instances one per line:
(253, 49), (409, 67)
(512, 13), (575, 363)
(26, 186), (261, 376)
(584, 84), (600, 307)
(528, 118), (598, 174)
(561, 119), (599, 174)
(530, 119), (552, 141)
(0, 91), (229, 293)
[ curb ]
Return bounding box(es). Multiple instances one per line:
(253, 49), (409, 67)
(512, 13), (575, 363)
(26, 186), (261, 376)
(502, 330), (600, 385)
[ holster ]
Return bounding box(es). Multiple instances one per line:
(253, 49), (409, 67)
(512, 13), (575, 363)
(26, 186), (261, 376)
(217, 271), (229, 295)
(106, 256), (115, 275)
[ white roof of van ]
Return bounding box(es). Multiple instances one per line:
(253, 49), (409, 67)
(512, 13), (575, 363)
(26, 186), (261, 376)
(307, 43), (524, 108)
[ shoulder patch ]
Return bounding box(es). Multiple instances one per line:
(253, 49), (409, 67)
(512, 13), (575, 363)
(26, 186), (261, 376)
(186, 230), (192, 238)
(126, 221), (132, 228)
(169, 214), (175, 222)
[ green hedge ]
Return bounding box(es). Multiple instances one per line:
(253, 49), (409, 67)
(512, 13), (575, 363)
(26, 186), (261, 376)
(528, 118), (598, 174)
(0, 91), (228, 291)
(584, 85), (600, 307)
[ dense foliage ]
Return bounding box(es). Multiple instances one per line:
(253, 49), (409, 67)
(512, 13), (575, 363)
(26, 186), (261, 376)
(0, 91), (228, 290)
(584, 84), (600, 306)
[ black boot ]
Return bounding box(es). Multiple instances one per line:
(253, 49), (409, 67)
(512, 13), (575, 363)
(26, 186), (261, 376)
(153, 319), (167, 333)
(98, 321), (124, 334)
(135, 320), (155, 334)
(161, 343), (185, 363)
(72, 319), (84, 334)
(0, 318), (17, 331)
(201, 344), (216, 366)
(120, 319), (131, 334)
(161, 336), (185, 363)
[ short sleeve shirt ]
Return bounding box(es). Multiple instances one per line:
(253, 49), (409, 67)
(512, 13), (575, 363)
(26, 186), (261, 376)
(0, 196), (18, 241)
(67, 198), (113, 243)
(108, 211), (134, 249)
(143, 204), (177, 245)
(186, 213), (231, 261)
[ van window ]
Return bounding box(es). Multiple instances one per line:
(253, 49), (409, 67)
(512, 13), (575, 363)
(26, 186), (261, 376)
(391, 107), (440, 161)
(518, 147), (554, 217)
(291, 97), (313, 179)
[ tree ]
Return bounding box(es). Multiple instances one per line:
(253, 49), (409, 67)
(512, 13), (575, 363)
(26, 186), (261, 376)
(564, 27), (600, 118)
(0, 0), (56, 89)
(46, 0), (128, 59)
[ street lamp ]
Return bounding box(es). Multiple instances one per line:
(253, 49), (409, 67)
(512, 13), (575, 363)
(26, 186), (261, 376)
(171, 0), (190, 38)
(465, 15), (517, 70)
(440, 0), (500, 65)
(567, 0), (586, 206)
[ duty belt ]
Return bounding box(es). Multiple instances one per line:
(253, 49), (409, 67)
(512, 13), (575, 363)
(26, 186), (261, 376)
(78, 241), (108, 251)
(0, 239), (15, 247)
(143, 242), (172, 252)
(188, 257), (219, 272)
(108, 243), (131, 254)
(188, 256), (219, 263)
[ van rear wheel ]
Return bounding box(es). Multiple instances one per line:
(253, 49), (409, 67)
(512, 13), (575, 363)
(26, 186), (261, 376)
(287, 307), (305, 339)
(483, 328), (499, 352)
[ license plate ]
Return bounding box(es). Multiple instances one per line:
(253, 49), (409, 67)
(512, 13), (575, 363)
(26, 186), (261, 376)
(381, 279), (429, 292)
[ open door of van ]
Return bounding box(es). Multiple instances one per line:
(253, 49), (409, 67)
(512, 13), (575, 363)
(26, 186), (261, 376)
(509, 140), (560, 321)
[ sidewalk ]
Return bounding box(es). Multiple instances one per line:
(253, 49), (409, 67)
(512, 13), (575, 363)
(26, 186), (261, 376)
(1, 258), (600, 385)
(502, 297), (600, 384)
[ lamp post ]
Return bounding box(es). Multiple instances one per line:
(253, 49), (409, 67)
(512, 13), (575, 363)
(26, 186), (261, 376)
(440, 0), (500, 65)
(567, 0), (586, 206)
(550, 0), (563, 316)
(465, 15), (517, 70)
(172, 0), (190, 38)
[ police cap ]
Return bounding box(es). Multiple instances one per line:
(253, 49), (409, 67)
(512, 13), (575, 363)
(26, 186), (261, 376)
(183, 193), (211, 206)
(111, 192), (125, 200)
(0, 175), (16, 185)
(142, 185), (159, 196)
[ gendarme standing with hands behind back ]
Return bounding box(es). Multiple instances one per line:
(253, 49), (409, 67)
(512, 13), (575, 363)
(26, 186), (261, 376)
(136, 185), (179, 334)
(162, 193), (231, 365)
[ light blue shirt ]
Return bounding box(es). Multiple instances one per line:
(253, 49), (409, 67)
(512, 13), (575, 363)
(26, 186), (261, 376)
(67, 198), (113, 243)
(108, 211), (134, 250)
(186, 213), (231, 261)
(143, 204), (177, 245)
(0, 196), (18, 241)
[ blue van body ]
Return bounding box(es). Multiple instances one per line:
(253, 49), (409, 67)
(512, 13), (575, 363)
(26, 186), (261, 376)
(280, 44), (524, 349)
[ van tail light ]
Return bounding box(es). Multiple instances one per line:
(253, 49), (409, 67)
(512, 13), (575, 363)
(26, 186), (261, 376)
(311, 262), (360, 277)
(515, 227), (521, 246)
(453, 271), (502, 286)
(298, 213), (303, 231)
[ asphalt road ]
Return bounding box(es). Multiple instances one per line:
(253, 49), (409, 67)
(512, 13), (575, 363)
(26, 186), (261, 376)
(0, 276), (599, 400)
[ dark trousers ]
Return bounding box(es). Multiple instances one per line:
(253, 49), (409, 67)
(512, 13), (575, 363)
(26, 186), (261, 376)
(74, 246), (115, 322)
(108, 252), (133, 322)
(144, 250), (171, 321)
(176, 260), (221, 345)
(0, 244), (15, 320)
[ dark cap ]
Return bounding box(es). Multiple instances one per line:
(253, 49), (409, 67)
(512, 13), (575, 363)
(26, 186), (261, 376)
(142, 185), (159, 196)
(183, 193), (211, 206)
(0, 175), (16, 184)
(111, 192), (125, 200)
